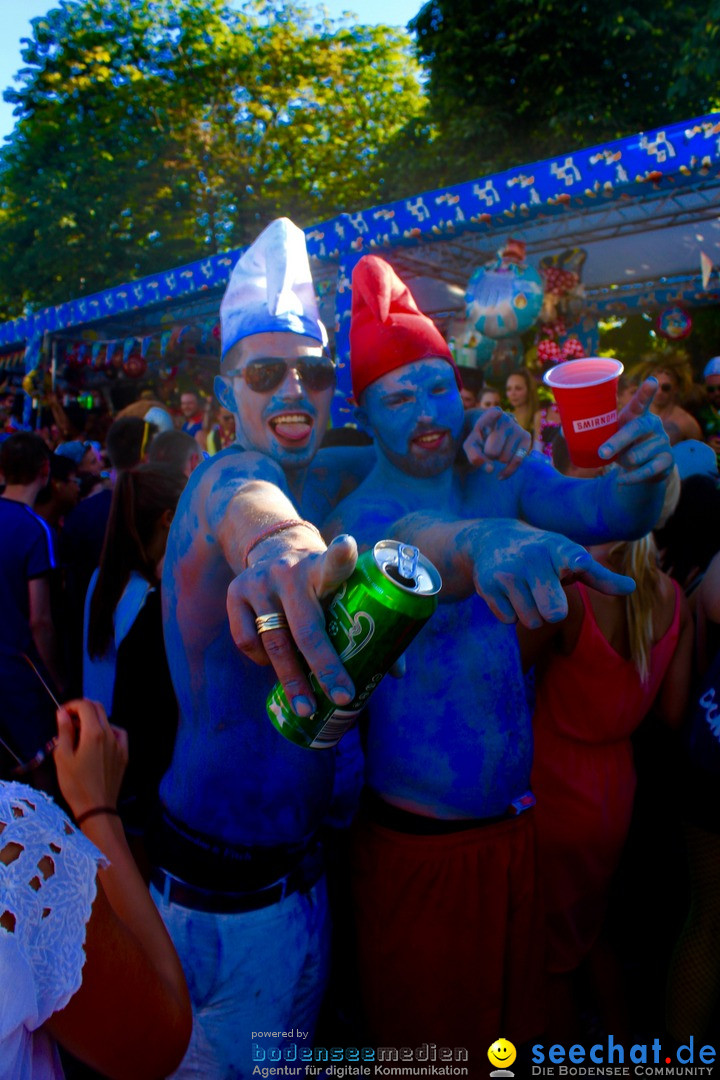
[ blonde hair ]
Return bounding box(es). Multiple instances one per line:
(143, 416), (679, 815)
(608, 534), (661, 684)
(639, 349), (694, 399)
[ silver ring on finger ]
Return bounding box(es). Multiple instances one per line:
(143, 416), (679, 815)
(514, 446), (529, 460)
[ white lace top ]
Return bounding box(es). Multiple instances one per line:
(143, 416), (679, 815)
(0, 782), (106, 1080)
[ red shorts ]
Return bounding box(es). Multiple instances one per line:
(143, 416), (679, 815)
(353, 810), (545, 1059)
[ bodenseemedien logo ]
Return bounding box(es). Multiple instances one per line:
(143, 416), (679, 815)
(489, 1038), (517, 1077)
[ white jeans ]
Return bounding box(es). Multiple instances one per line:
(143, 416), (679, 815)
(151, 876), (330, 1080)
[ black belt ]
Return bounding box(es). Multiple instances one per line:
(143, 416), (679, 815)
(148, 808), (318, 893)
(151, 844), (325, 914)
(362, 789), (532, 835)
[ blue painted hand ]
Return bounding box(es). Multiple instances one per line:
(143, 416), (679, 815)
(227, 532), (359, 715)
(471, 521), (635, 629)
(463, 406), (532, 478)
(598, 377), (674, 485)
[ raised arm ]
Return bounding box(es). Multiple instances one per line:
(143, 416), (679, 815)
(515, 379), (673, 543)
(47, 699), (191, 1079)
(202, 459), (359, 717)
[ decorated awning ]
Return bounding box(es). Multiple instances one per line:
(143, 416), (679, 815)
(1, 111), (719, 417)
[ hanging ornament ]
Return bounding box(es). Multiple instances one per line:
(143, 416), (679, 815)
(657, 306), (692, 341)
(123, 353), (147, 379)
(537, 340), (563, 366)
(539, 249), (587, 325)
(158, 363), (178, 383)
(66, 344), (87, 371)
(465, 239), (544, 340)
(22, 368), (41, 395)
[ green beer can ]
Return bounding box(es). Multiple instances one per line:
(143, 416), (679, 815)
(266, 539), (441, 749)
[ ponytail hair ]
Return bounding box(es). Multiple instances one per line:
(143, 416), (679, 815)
(87, 464), (186, 658)
(610, 534), (661, 684)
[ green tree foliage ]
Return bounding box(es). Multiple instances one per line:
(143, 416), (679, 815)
(388, 0), (720, 191)
(0, 0), (423, 317)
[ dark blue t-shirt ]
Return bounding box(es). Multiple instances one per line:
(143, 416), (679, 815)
(0, 498), (57, 654)
(0, 498), (58, 763)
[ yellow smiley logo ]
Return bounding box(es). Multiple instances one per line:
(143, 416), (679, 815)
(488, 1039), (517, 1069)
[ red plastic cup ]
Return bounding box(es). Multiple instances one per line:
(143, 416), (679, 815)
(543, 357), (624, 468)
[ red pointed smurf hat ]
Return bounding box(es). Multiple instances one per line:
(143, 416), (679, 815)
(350, 255), (460, 402)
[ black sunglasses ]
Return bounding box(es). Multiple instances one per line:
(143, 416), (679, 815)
(226, 355), (336, 394)
(658, 382), (674, 392)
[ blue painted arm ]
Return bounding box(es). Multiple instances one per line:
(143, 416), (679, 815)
(494, 379), (672, 543)
(386, 510), (634, 627)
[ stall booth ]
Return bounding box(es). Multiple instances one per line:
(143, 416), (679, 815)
(1, 111), (719, 427)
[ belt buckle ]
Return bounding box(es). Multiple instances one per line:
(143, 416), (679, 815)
(508, 791), (536, 816)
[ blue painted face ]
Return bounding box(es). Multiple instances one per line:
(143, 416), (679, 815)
(360, 359), (464, 477)
(216, 331), (334, 471)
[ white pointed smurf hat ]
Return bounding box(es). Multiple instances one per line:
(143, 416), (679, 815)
(219, 217), (327, 367)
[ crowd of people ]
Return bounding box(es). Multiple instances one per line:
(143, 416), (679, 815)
(1, 216), (720, 1078)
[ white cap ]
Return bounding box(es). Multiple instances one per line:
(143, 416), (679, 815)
(219, 218), (327, 365)
(144, 405), (175, 433)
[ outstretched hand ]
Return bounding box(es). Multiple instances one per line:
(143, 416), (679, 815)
(597, 377), (674, 485)
(227, 532), (358, 717)
(463, 407), (532, 478)
(472, 521), (635, 629)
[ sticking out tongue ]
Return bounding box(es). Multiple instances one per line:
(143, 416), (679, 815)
(271, 413), (313, 443)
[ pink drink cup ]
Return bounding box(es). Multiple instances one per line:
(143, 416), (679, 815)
(543, 358), (624, 468)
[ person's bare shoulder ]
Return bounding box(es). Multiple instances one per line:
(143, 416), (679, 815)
(677, 407), (703, 441)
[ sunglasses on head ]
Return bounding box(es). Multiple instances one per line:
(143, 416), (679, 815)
(226, 355), (336, 394)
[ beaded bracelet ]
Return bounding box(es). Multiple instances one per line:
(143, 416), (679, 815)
(75, 806), (121, 827)
(242, 518), (322, 569)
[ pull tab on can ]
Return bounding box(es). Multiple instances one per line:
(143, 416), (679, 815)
(398, 544), (419, 583)
(386, 542), (420, 588)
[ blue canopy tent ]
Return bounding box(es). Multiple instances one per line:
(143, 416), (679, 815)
(2, 111), (719, 423)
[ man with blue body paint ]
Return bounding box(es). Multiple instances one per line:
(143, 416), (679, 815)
(152, 220), (658, 1077)
(152, 219), (375, 1078)
(320, 255), (673, 1060)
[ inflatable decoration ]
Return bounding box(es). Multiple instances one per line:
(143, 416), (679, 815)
(474, 332), (496, 364)
(466, 239), (543, 339)
(657, 306), (692, 341)
(476, 335), (524, 383)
